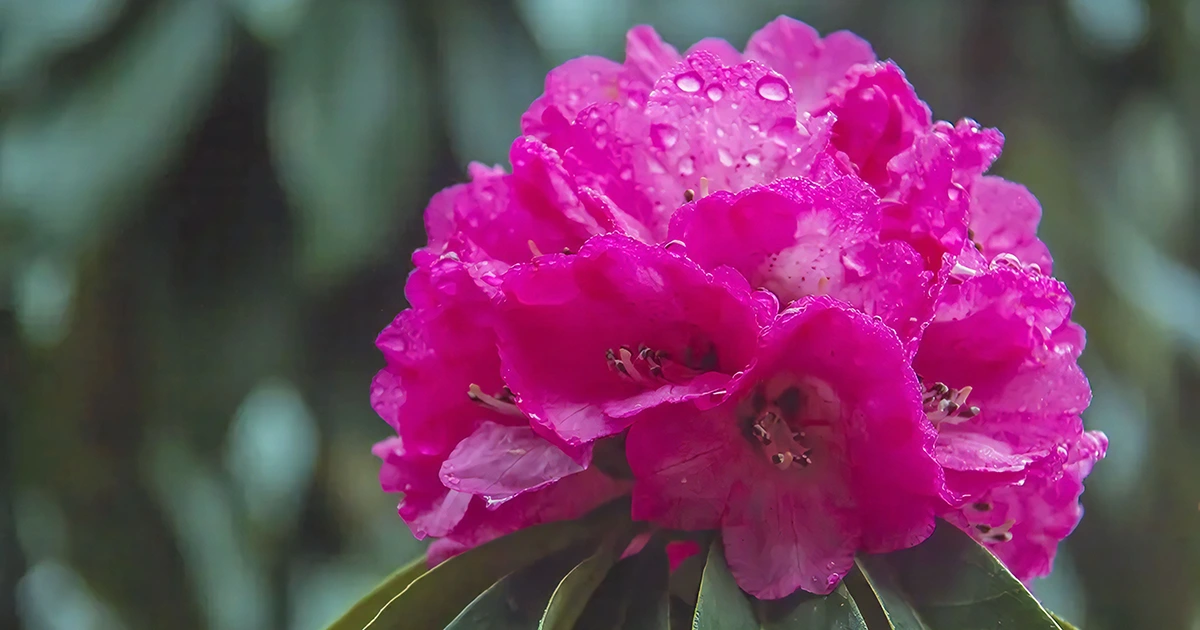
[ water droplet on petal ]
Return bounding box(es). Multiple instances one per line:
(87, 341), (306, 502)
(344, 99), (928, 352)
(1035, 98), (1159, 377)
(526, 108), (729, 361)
(706, 85), (724, 101)
(679, 157), (695, 176)
(594, 120), (608, 135)
(674, 71), (702, 93)
(652, 124), (678, 150)
(756, 75), (789, 102)
(717, 148), (734, 167)
(619, 168), (633, 181)
(743, 150), (762, 166)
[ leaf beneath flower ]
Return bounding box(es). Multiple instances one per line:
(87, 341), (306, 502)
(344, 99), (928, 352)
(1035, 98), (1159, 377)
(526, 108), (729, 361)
(446, 543), (593, 629)
(324, 554), (427, 630)
(574, 540), (671, 630)
(364, 500), (626, 629)
(854, 519), (1061, 629)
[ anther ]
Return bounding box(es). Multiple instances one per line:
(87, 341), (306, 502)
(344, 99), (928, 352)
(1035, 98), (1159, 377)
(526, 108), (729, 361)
(683, 189), (695, 202)
(562, 247), (574, 255)
(972, 501), (991, 512)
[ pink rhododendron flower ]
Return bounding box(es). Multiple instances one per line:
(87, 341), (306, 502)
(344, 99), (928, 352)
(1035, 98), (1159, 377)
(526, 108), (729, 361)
(371, 255), (624, 561)
(627, 297), (944, 598)
(369, 14), (1104, 598)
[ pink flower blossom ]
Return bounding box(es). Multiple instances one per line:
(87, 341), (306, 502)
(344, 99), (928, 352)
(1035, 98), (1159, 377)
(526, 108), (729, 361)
(371, 255), (624, 558)
(369, 14), (1103, 595)
(494, 233), (768, 456)
(626, 297), (944, 598)
(913, 263), (1097, 581)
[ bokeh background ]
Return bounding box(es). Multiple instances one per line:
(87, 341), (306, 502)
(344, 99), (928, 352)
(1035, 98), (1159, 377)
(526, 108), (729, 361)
(2, 0), (1197, 628)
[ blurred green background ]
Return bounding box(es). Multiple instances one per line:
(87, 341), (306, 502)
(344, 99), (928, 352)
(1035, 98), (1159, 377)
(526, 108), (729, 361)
(1, 0), (1197, 628)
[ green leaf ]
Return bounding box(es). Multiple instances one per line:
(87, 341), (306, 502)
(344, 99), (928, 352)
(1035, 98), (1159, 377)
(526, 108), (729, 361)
(363, 501), (626, 630)
(691, 539), (757, 630)
(539, 527), (639, 630)
(754, 586), (867, 630)
(270, 0), (431, 287)
(325, 553), (428, 630)
(446, 543), (594, 630)
(0, 0), (125, 89)
(855, 519), (1062, 629)
(1050, 611), (1081, 630)
(691, 538), (866, 630)
(575, 541), (670, 630)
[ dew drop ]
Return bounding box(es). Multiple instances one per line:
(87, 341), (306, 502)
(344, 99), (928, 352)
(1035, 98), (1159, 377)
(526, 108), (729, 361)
(594, 120), (609, 135)
(651, 123), (678, 149)
(717, 148), (734, 167)
(706, 85), (724, 101)
(756, 75), (789, 102)
(947, 186), (961, 201)
(743, 149), (762, 166)
(674, 71), (702, 93)
(679, 157), (695, 176)
(619, 168), (633, 181)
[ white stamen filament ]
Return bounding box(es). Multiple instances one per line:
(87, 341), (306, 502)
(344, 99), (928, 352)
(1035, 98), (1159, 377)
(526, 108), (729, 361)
(698, 176), (710, 198)
(467, 383), (524, 417)
(528, 240), (544, 257)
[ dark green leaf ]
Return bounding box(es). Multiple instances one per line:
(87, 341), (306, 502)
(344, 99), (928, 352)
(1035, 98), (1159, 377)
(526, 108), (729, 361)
(324, 554), (427, 630)
(855, 519), (1061, 630)
(575, 541), (670, 630)
(754, 585), (867, 630)
(539, 526), (638, 630)
(447, 543), (594, 630)
(1050, 611), (1081, 630)
(691, 539), (757, 630)
(364, 500), (626, 630)
(225, 0), (312, 44)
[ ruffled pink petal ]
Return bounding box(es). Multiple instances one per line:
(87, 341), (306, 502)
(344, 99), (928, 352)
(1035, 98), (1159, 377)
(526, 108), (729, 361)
(669, 176), (936, 354)
(623, 25), (682, 86)
(563, 52), (830, 239)
(373, 437), (472, 539)
(880, 132), (970, 269)
(372, 259), (509, 456)
(627, 404), (743, 531)
(522, 56), (625, 144)
(744, 16), (875, 112)
(429, 466), (629, 566)
(968, 176), (1054, 274)
(933, 118), (1005, 186)
(495, 233), (762, 451)
(439, 422), (586, 506)
(685, 37), (743, 65)
(423, 139), (605, 268)
(916, 265), (1091, 500)
(762, 297), (943, 554)
(816, 62), (932, 190)
(943, 430), (1107, 582)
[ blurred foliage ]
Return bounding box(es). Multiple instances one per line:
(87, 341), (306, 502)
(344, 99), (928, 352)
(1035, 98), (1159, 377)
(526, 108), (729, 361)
(1, 0), (1198, 628)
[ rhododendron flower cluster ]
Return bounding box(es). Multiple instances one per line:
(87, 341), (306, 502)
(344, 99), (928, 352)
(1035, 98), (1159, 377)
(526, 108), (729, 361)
(371, 16), (1106, 599)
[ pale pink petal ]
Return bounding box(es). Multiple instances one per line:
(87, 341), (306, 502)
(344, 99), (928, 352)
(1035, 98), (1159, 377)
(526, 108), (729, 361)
(744, 16), (875, 112)
(968, 176), (1054, 273)
(495, 233), (762, 450)
(439, 422), (586, 506)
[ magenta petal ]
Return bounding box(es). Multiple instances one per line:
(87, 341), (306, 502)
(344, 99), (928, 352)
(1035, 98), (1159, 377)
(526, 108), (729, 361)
(722, 478), (858, 598)
(496, 233), (761, 449)
(669, 176), (936, 354)
(968, 176), (1054, 273)
(685, 37), (744, 66)
(522, 56), (625, 143)
(817, 62), (932, 190)
(943, 430), (1106, 582)
(373, 437), (471, 539)
(627, 404), (743, 531)
(440, 422), (586, 506)
(762, 297), (943, 554)
(624, 25), (682, 85)
(744, 16), (875, 112)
